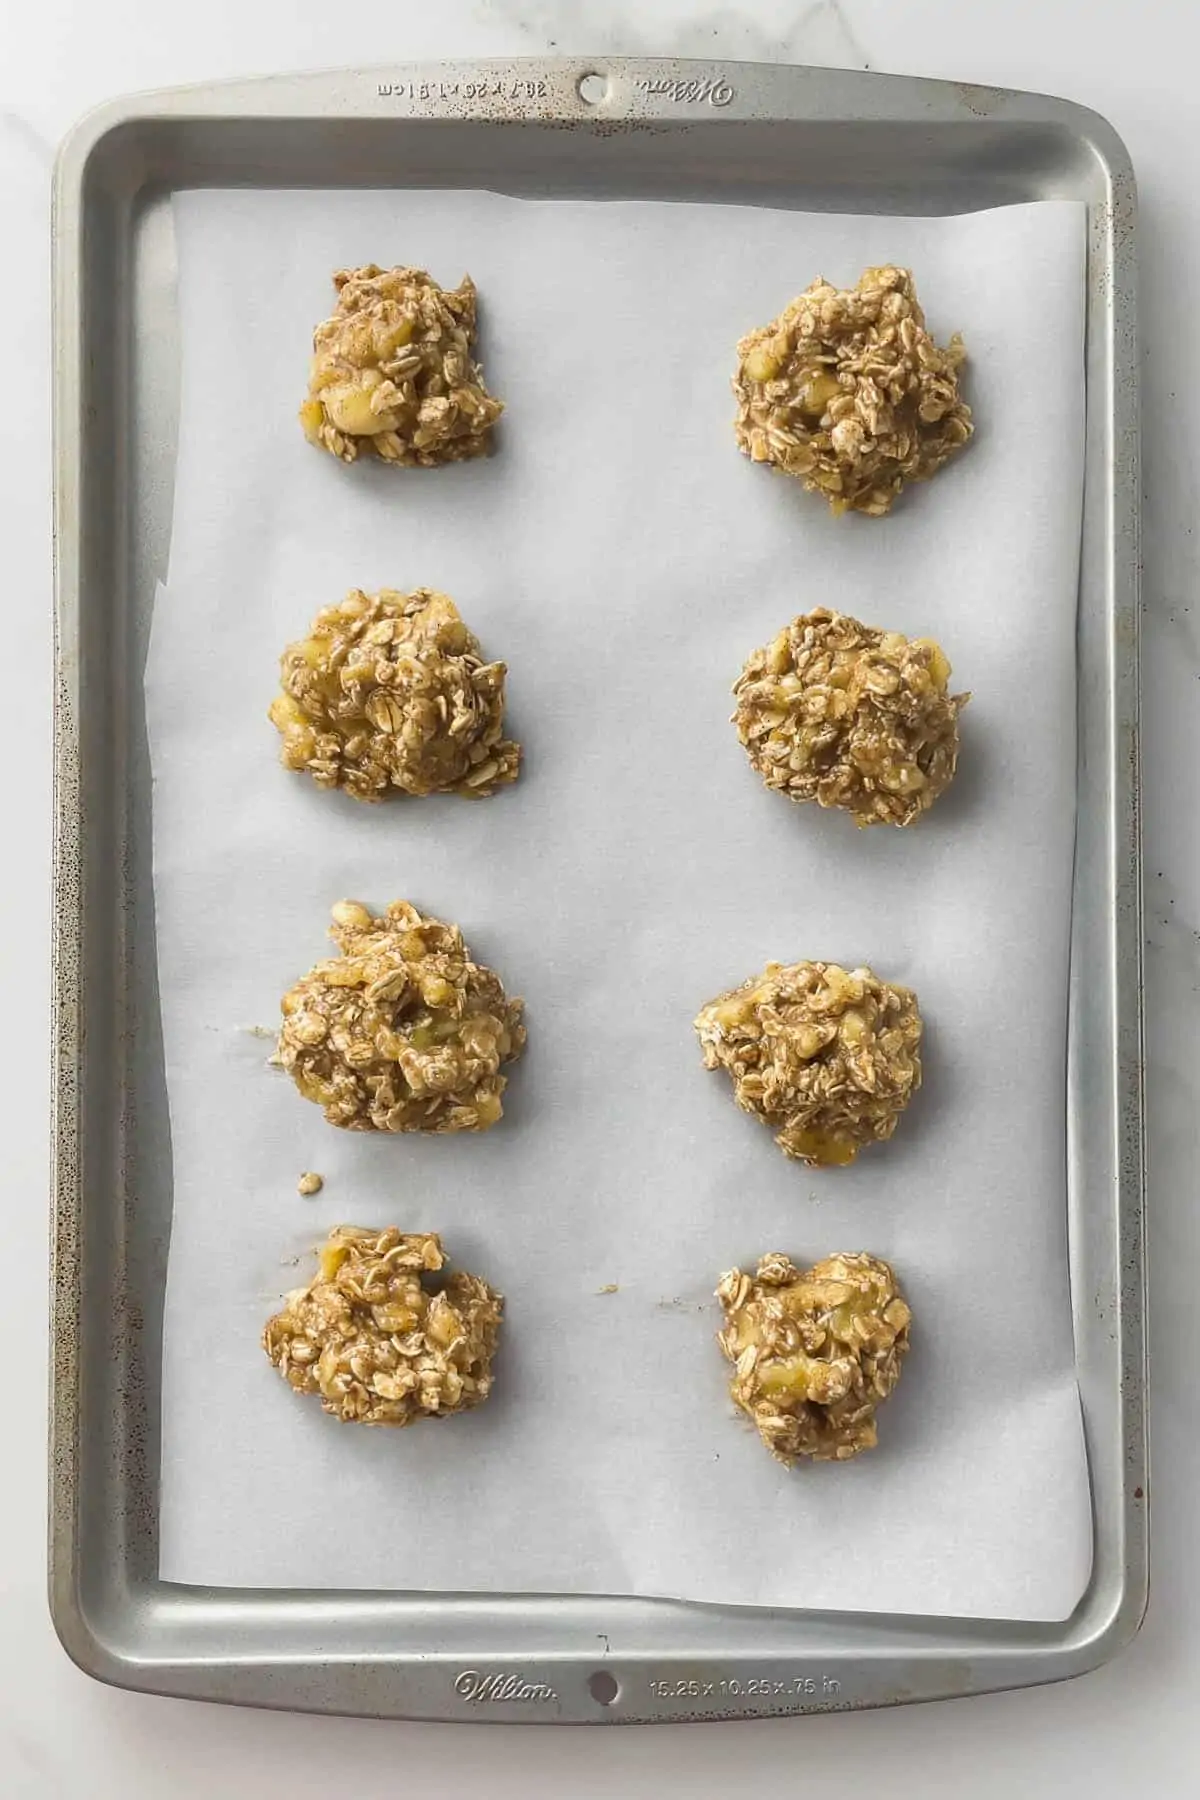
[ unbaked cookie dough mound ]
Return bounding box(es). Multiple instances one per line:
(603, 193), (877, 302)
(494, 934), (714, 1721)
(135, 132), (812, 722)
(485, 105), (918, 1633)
(694, 960), (922, 1167)
(279, 900), (526, 1133)
(299, 264), (503, 466)
(732, 265), (972, 515)
(269, 588), (520, 802)
(716, 1251), (911, 1463)
(733, 606), (966, 827)
(263, 1226), (503, 1426)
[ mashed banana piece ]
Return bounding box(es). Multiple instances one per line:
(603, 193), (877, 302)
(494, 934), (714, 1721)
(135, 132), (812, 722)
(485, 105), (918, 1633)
(732, 265), (972, 515)
(263, 1226), (503, 1426)
(694, 960), (922, 1167)
(269, 587), (520, 802)
(300, 264), (503, 466)
(733, 607), (966, 827)
(279, 900), (526, 1133)
(716, 1251), (911, 1463)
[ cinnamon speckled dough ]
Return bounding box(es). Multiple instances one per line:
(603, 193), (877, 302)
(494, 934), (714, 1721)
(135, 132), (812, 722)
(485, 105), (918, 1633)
(299, 264), (503, 466)
(278, 900), (526, 1134)
(263, 1226), (503, 1427)
(716, 1251), (911, 1463)
(733, 265), (972, 515)
(268, 588), (520, 802)
(694, 960), (922, 1167)
(733, 607), (967, 827)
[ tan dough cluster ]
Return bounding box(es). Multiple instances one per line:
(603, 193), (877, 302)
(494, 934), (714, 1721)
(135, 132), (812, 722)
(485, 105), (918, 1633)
(278, 900), (526, 1133)
(733, 606), (967, 827)
(694, 960), (922, 1167)
(299, 264), (503, 466)
(268, 587), (520, 802)
(263, 1226), (503, 1426)
(716, 1251), (911, 1462)
(732, 265), (972, 515)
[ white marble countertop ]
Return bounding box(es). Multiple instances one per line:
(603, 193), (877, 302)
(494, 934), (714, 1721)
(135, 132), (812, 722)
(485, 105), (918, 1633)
(1, 2), (1192, 1793)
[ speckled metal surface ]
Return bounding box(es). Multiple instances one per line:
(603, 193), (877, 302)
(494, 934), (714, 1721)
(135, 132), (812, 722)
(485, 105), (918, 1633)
(50, 55), (1144, 1723)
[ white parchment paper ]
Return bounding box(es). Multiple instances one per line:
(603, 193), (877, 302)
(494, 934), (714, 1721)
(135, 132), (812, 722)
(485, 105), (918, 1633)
(149, 188), (1091, 1619)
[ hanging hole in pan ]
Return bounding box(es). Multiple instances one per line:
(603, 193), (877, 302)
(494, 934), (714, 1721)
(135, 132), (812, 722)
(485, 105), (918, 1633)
(577, 72), (609, 105)
(588, 1669), (620, 1705)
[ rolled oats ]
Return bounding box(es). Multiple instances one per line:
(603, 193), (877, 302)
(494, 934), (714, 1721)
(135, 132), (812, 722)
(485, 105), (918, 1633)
(733, 606), (967, 827)
(279, 900), (526, 1133)
(263, 1225), (503, 1426)
(733, 266), (972, 515)
(695, 960), (922, 1167)
(716, 1251), (911, 1462)
(269, 587), (520, 802)
(300, 264), (503, 466)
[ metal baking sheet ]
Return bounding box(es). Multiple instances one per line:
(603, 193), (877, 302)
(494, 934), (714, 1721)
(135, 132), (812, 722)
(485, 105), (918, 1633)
(50, 56), (1145, 1723)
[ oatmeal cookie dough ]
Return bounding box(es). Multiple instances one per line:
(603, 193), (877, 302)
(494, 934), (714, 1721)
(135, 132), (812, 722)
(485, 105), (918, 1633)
(694, 960), (922, 1167)
(733, 266), (972, 515)
(716, 1251), (911, 1463)
(279, 900), (526, 1133)
(263, 1226), (503, 1426)
(733, 607), (966, 827)
(299, 264), (503, 466)
(269, 587), (520, 802)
